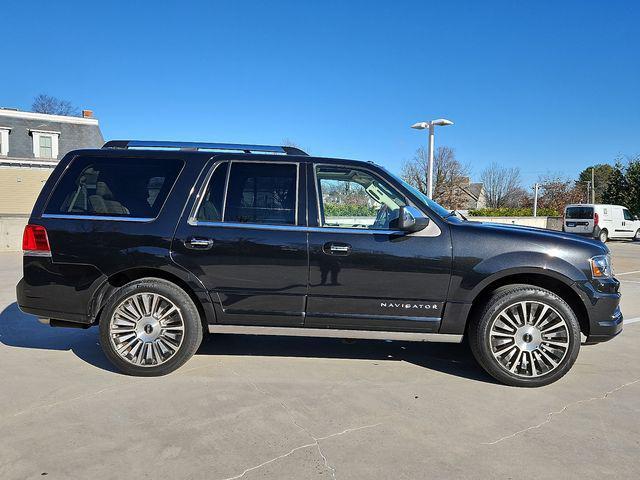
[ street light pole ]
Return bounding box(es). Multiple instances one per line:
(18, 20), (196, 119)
(427, 123), (435, 199)
(411, 118), (454, 199)
(533, 183), (539, 217)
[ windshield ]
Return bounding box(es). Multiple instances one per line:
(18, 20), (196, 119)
(386, 170), (452, 218)
(565, 206), (594, 219)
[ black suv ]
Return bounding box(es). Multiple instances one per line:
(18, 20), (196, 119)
(17, 140), (623, 387)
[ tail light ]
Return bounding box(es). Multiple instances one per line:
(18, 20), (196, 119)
(22, 224), (51, 253)
(594, 212), (599, 226)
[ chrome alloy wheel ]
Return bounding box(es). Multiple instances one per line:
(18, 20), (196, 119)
(108, 293), (185, 367)
(489, 301), (570, 378)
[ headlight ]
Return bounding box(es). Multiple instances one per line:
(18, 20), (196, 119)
(590, 254), (613, 278)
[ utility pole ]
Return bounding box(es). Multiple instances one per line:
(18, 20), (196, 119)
(591, 167), (596, 203)
(586, 181), (591, 203)
(533, 183), (540, 217)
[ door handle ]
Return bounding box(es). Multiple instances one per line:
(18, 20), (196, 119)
(323, 242), (352, 256)
(185, 237), (214, 250)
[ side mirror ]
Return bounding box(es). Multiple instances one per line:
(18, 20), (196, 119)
(635, 215), (639, 221)
(397, 206), (429, 233)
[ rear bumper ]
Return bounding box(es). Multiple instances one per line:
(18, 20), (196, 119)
(566, 227), (599, 239)
(16, 256), (105, 326)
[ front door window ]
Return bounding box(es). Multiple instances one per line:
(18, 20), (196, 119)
(315, 165), (406, 230)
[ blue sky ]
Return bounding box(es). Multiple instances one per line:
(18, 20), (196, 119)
(3, 0), (639, 185)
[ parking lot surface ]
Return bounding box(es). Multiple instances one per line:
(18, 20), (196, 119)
(1, 242), (639, 480)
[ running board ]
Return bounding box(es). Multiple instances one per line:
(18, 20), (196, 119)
(208, 325), (463, 343)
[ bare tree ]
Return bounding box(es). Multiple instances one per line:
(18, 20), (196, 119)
(31, 94), (79, 116)
(480, 162), (522, 208)
(402, 146), (471, 209)
(538, 174), (584, 215)
(282, 138), (308, 154)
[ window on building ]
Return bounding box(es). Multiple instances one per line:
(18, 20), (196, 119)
(0, 128), (9, 156)
(316, 165), (406, 230)
(39, 136), (53, 158)
(45, 156), (184, 218)
(224, 162), (297, 225)
(31, 131), (60, 159)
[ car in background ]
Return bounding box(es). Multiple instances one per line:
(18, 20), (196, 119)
(564, 204), (640, 242)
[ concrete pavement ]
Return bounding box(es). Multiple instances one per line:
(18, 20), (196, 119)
(1, 243), (639, 480)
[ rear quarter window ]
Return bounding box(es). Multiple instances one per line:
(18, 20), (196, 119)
(44, 156), (184, 219)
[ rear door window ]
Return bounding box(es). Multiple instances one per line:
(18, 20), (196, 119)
(565, 207), (593, 219)
(45, 156), (183, 218)
(223, 162), (297, 225)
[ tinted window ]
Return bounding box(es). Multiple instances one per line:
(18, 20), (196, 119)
(623, 209), (634, 221)
(565, 207), (593, 219)
(224, 162), (297, 225)
(316, 165), (406, 229)
(45, 156), (183, 218)
(196, 162), (229, 222)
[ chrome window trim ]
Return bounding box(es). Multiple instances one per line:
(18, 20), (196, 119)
(312, 162), (410, 232)
(187, 220), (405, 235)
(189, 159), (300, 227)
(42, 214), (155, 222)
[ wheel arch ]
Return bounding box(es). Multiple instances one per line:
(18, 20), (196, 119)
(90, 267), (216, 331)
(466, 272), (590, 336)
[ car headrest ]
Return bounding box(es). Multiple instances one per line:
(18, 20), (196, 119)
(95, 181), (114, 199)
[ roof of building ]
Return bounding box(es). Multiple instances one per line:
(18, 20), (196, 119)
(464, 182), (484, 201)
(0, 108), (104, 163)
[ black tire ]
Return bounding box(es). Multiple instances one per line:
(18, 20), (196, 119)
(634, 229), (640, 241)
(468, 285), (581, 387)
(599, 229), (608, 243)
(99, 278), (203, 376)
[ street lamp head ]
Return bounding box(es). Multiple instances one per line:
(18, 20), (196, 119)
(411, 119), (454, 129)
(431, 118), (454, 126)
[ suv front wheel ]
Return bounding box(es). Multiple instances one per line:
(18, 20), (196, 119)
(469, 285), (581, 387)
(99, 278), (203, 376)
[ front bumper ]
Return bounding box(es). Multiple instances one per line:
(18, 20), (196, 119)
(575, 278), (623, 344)
(584, 304), (623, 344)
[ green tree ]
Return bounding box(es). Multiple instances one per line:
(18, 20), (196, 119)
(602, 162), (628, 207)
(577, 164), (614, 203)
(625, 157), (640, 215)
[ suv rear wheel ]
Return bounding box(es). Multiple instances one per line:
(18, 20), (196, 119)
(469, 285), (581, 387)
(99, 278), (203, 376)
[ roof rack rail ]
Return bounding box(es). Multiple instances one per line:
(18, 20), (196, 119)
(102, 140), (308, 156)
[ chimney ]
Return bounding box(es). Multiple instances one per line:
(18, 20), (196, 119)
(82, 110), (94, 118)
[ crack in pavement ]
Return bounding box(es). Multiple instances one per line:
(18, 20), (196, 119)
(482, 377), (640, 445)
(228, 366), (379, 480)
(2, 381), (135, 421)
(219, 423), (382, 480)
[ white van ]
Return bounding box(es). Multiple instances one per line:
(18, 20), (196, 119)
(564, 204), (640, 242)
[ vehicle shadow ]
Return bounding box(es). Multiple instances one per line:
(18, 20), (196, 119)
(0, 302), (118, 373)
(198, 333), (496, 384)
(0, 302), (495, 384)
